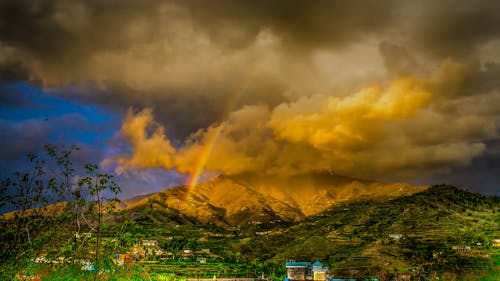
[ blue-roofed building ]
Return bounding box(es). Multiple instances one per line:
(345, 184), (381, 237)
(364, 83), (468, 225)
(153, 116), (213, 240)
(285, 261), (311, 281)
(311, 261), (327, 281)
(285, 261), (330, 281)
(312, 261), (324, 272)
(285, 260), (378, 281)
(286, 261), (311, 267)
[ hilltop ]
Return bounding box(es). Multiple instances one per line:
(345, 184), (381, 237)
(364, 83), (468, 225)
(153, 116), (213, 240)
(121, 172), (427, 227)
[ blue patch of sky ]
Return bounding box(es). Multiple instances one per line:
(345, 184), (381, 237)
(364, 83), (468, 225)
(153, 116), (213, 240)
(116, 168), (189, 198)
(0, 82), (121, 148)
(0, 82), (188, 201)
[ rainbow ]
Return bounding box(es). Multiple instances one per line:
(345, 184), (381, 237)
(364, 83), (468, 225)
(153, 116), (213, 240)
(185, 66), (257, 197)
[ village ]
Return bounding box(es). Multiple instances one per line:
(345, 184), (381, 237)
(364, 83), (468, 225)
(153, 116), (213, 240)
(30, 228), (500, 281)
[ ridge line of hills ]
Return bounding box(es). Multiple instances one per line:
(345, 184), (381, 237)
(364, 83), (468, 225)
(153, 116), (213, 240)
(121, 173), (427, 227)
(2, 172), (499, 280)
(120, 183), (499, 279)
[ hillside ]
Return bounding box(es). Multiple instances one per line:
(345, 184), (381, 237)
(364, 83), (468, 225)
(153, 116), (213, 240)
(109, 184), (499, 280)
(232, 185), (500, 279)
(2, 180), (499, 280)
(122, 172), (427, 227)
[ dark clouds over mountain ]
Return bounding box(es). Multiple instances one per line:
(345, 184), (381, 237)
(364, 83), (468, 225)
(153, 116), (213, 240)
(1, 0), (499, 193)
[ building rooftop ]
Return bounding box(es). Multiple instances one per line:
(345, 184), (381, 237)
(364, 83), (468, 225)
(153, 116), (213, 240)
(285, 261), (310, 267)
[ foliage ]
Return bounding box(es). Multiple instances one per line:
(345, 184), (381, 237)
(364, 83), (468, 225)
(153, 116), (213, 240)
(0, 144), (121, 280)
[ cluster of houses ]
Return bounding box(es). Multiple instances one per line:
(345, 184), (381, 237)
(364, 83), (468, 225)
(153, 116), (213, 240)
(285, 261), (379, 281)
(112, 239), (215, 266)
(32, 235), (215, 270)
(285, 261), (329, 281)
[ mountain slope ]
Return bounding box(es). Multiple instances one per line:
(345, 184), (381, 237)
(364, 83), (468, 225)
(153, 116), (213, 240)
(123, 172), (427, 226)
(233, 185), (500, 280)
(123, 185), (499, 280)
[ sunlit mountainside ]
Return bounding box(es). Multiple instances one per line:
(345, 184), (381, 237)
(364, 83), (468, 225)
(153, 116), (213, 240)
(1, 171), (499, 280)
(110, 177), (499, 279)
(122, 173), (427, 227)
(114, 183), (499, 280)
(233, 185), (500, 279)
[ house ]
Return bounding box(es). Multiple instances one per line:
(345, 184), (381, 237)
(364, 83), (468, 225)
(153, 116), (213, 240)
(34, 252), (48, 263)
(452, 246), (472, 254)
(285, 261), (330, 281)
(142, 240), (158, 247)
(34, 256), (49, 263)
(286, 260), (379, 281)
(286, 261), (311, 281)
(312, 261), (328, 281)
(113, 253), (135, 266)
(389, 234), (403, 240)
(17, 275), (42, 281)
(492, 239), (500, 247)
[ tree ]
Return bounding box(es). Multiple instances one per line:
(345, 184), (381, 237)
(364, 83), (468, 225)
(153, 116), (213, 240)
(78, 163), (121, 279)
(0, 151), (58, 278)
(0, 144), (121, 280)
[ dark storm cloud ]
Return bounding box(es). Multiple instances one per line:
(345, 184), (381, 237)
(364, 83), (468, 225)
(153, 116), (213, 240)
(461, 61), (500, 96)
(0, 56), (30, 82)
(0, 118), (50, 161)
(379, 42), (424, 77)
(1, 0), (500, 193)
(426, 139), (500, 194)
(182, 0), (402, 50)
(0, 83), (33, 106)
(52, 78), (287, 140)
(0, 0), (401, 55)
(0, 0), (403, 137)
(0, 114), (104, 161)
(410, 0), (500, 58)
(1, 0), (498, 130)
(0, 0), (158, 58)
(0, 0), (498, 88)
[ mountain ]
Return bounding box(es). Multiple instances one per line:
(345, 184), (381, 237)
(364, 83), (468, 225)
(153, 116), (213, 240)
(121, 184), (499, 280)
(122, 172), (427, 227)
(232, 185), (500, 280)
(2, 175), (499, 280)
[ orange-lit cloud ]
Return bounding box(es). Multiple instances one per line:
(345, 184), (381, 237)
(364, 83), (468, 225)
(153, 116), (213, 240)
(106, 59), (496, 181)
(111, 108), (177, 174)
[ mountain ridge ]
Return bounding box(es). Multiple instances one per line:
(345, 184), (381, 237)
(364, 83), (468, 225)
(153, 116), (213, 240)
(122, 172), (428, 227)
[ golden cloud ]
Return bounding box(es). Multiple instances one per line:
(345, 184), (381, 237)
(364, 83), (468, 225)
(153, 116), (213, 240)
(106, 59), (496, 181)
(112, 108), (177, 174)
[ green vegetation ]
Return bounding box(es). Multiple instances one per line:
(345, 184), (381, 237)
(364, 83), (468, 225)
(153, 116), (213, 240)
(236, 185), (500, 280)
(0, 145), (121, 280)
(1, 146), (499, 280)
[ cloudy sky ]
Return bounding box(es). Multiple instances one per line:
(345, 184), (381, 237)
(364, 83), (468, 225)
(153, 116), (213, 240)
(1, 0), (500, 197)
